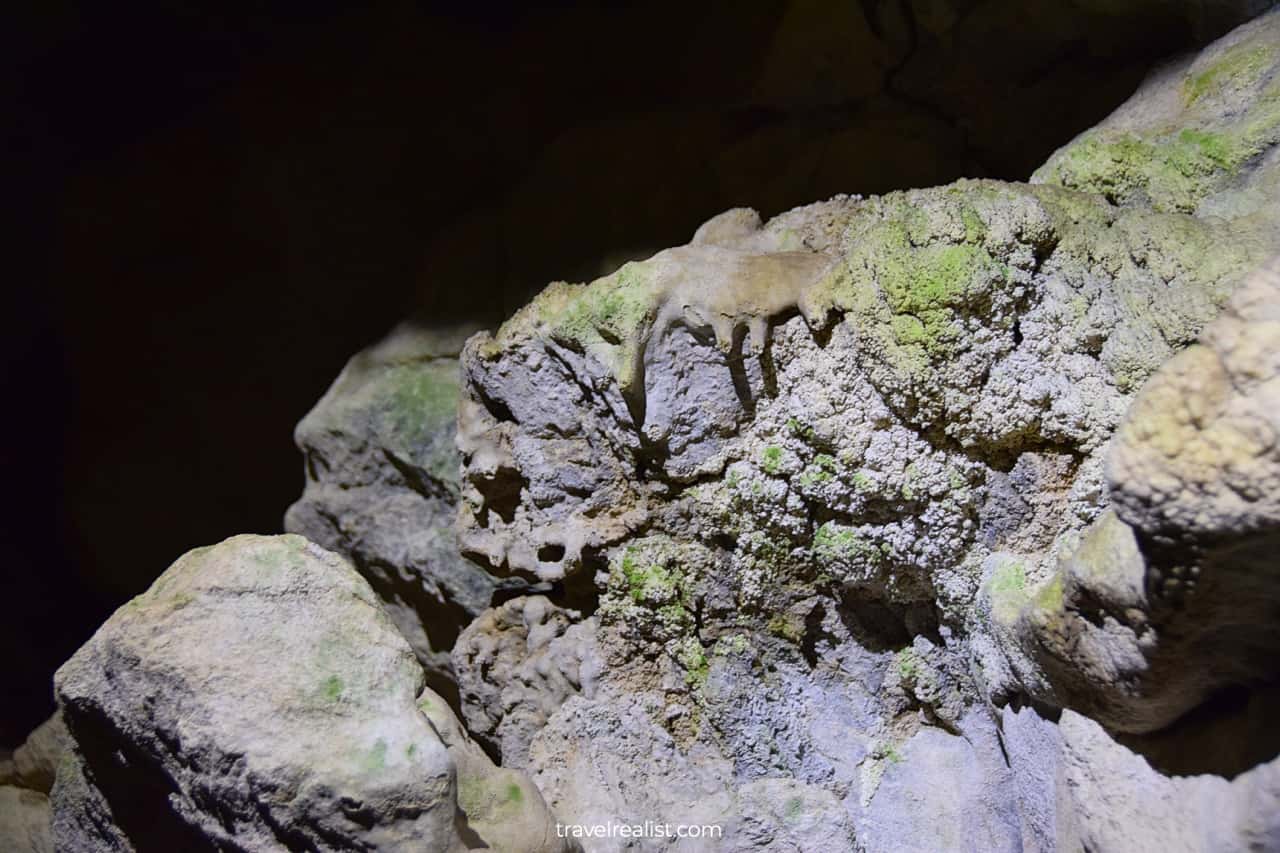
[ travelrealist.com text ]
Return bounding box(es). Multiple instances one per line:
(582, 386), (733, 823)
(556, 821), (725, 840)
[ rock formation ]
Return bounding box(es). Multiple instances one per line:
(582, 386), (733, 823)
(449, 10), (1280, 851)
(8, 8), (1280, 852)
(285, 323), (496, 702)
(0, 711), (70, 851)
(51, 534), (572, 852)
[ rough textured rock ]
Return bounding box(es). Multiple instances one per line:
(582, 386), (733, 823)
(0, 714), (68, 851)
(25, 8), (1280, 852)
(452, 596), (602, 767)
(286, 324), (496, 701)
(1001, 706), (1280, 852)
(52, 534), (570, 852)
(969, 11), (1280, 744)
(38, 2), (1277, 765)
(1111, 256), (1280, 537)
(1035, 8), (1280, 217)
(995, 257), (1280, 740)
(0, 786), (53, 853)
(453, 12), (1280, 851)
(10, 713), (69, 794)
(418, 685), (578, 853)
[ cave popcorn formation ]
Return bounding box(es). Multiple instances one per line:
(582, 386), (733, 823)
(7, 9), (1280, 852)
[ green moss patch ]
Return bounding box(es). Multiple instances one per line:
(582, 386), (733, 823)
(767, 613), (805, 644)
(494, 261), (663, 388)
(321, 675), (344, 702)
(761, 445), (784, 475)
(1184, 42), (1274, 106)
(896, 648), (919, 680)
(1033, 572), (1065, 613)
(602, 537), (704, 643)
(988, 558), (1030, 624)
(673, 635), (710, 686)
(1039, 74), (1280, 212)
(362, 738), (388, 773)
(812, 522), (878, 564)
(553, 262), (658, 346)
(384, 366), (459, 438)
(622, 554), (680, 605)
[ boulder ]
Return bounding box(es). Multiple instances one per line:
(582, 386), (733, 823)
(52, 534), (570, 852)
(285, 323), (495, 701)
(0, 786), (53, 853)
(11, 713), (69, 794)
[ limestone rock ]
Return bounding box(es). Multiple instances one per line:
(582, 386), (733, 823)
(990, 257), (1280, 737)
(33, 9), (1280, 852)
(51, 534), (556, 852)
(11, 713), (70, 794)
(1001, 706), (1280, 852)
(0, 786), (53, 853)
(1110, 256), (1280, 538)
(417, 687), (577, 853)
(452, 596), (602, 768)
(1035, 9), (1280, 216)
(285, 323), (495, 700)
(966, 12), (1280, 743)
(453, 13), (1280, 850)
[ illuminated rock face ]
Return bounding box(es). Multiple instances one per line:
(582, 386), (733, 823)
(284, 323), (495, 702)
(448, 11), (1280, 851)
(51, 535), (574, 853)
(30, 10), (1280, 853)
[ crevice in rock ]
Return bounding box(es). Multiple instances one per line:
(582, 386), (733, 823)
(359, 557), (469, 710)
(381, 448), (454, 502)
(993, 718), (1013, 769)
(474, 384), (517, 425)
(303, 448), (328, 481)
(64, 704), (214, 852)
(836, 587), (939, 653)
(470, 467), (527, 527)
(633, 435), (671, 485)
(917, 703), (963, 738)
(489, 578), (547, 608)
(1115, 682), (1280, 779)
(548, 546), (606, 618)
(1001, 692), (1065, 724)
(800, 602), (831, 668)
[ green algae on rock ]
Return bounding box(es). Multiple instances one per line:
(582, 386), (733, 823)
(1035, 11), (1280, 213)
(52, 535), (577, 853)
(286, 323), (495, 701)
(453, 13), (1280, 852)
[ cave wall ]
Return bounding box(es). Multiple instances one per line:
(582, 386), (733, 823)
(3, 0), (1271, 745)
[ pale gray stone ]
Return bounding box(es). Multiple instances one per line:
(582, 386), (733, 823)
(51, 534), (570, 852)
